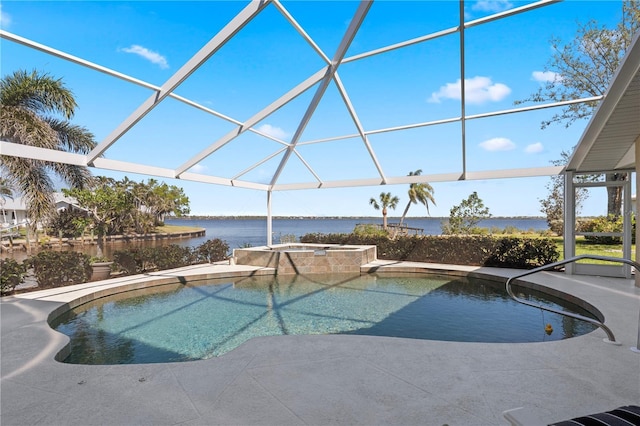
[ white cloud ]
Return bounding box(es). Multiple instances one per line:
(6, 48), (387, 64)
(257, 124), (288, 140)
(472, 0), (513, 12)
(479, 137), (515, 152)
(1, 5), (11, 28)
(532, 71), (562, 83)
(121, 45), (168, 69)
(429, 76), (511, 104)
(525, 142), (544, 154)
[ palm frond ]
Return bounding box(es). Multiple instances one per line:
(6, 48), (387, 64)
(1, 69), (95, 224)
(47, 161), (95, 190)
(2, 156), (55, 223)
(0, 177), (15, 200)
(45, 117), (96, 153)
(0, 106), (58, 148)
(0, 70), (77, 119)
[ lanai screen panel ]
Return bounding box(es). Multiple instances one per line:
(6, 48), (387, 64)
(2, 0), (615, 192)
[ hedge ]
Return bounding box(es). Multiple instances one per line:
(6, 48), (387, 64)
(300, 233), (559, 268)
(3, 235), (557, 295)
(1, 238), (230, 295)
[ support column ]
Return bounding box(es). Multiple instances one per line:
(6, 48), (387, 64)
(564, 171), (576, 274)
(267, 190), (273, 246)
(634, 137), (640, 286)
(623, 174), (632, 278)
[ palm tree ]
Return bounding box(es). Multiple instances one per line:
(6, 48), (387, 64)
(0, 70), (95, 226)
(369, 192), (399, 230)
(0, 177), (14, 201)
(0, 177), (14, 224)
(398, 169), (436, 226)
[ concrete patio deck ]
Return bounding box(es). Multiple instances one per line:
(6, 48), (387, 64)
(1, 261), (639, 425)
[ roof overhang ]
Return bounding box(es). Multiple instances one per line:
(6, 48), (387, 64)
(565, 31), (640, 174)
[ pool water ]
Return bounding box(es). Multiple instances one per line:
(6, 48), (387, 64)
(51, 273), (598, 364)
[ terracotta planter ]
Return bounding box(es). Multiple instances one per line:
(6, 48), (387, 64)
(90, 262), (113, 281)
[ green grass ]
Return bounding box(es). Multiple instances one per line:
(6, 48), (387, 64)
(154, 224), (203, 233)
(484, 230), (635, 264)
(550, 236), (635, 265)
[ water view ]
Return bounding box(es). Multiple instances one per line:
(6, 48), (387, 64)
(166, 217), (548, 250)
(1, 217), (548, 261)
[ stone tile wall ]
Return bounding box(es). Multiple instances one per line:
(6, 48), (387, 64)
(233, 244), (377, 275)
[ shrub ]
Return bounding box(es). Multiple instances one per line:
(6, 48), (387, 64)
(151, 245), (196, 270)
(1, 258), (27, 295)
(112, 248), (146, 275)
(27, 251), (91, 288)
(47, 208), (90, 238)
(578, 214), (635, 245)
(502, 225), (521, 235)
(194, 238), (229, 263)
(469, 226), (489, 235)
(112, 247), (173, 274)
(279, 234), (297, 244)
(441, 191), (491, 235)
(548, 219), (564, 236)
(485, 237), (559, 268)
(300, 232), (558, 268)
(353, 224), (388, 237)
(113, 239), (230, 276)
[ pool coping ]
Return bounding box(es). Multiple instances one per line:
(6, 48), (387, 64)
(2, 261), (639, 425)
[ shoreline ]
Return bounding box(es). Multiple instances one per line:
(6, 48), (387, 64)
(0, 227), (205, 257)
(178, 215), (548, 220)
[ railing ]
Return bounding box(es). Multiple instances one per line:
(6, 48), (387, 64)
(387, 223), (424, 235)
(0, 221), (26, 239)
(506, 255), (640, 348)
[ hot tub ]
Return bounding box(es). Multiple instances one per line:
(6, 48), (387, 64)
(233, 243), (377, 274)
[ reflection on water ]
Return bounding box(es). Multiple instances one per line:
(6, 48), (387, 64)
(51, 273), (598, 365)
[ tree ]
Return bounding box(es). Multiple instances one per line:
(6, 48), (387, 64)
(398, 169), (436, 226)
(442, 192), (491, 235)
(517, 1), (640, 216)
(369, 192), (399, 230)
(0, 70), (95, 225)
(133, 178), (190, 225)
(540, 149), (591, 235)
(0, 177), (14, 201)
(63, 178), (133, 257)
(62, 177), (192, 255)
(0, 177), (15, 225)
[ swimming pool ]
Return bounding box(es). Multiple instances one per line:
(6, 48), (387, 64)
(51, 273), (598, 364)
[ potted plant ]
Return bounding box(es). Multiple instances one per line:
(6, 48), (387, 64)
(90, 256), (113, 281)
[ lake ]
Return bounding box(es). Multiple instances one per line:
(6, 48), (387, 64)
(166, 217), (548, 250)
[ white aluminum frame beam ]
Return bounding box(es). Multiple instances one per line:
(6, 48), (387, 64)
(175, 67), (327, 177)
(297, 96), (602, 146)
(0, 30), (289, 147)
(1, 0), (576, 194)
(459, 0), (467, 180)
(272, 0), (331, 65)
(332, 73), (387, 183)
(269, 166), (564, 191)
(87, 0), (271, 164)
(465, 0), (561, 28)
(268, 0), (374, 188)
(0, 139), (563, 192)
(0, 142), (86, 166)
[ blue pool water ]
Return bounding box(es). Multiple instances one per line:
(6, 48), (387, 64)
(51, 273), (597, 364)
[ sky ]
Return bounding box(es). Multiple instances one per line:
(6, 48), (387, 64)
(0, 0), (632, 218)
